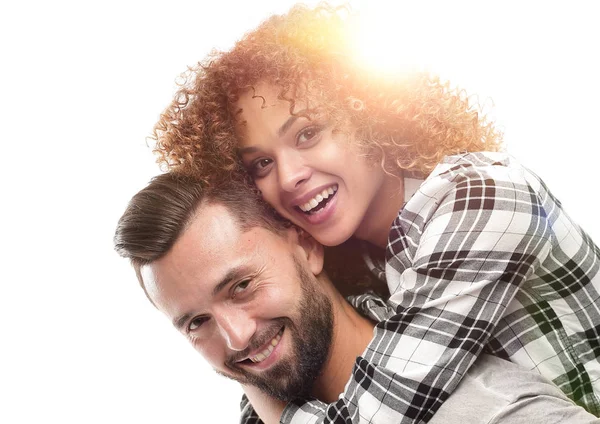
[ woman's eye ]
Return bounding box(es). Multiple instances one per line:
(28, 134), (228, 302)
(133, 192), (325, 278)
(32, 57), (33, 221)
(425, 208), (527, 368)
(189, 316), (209, 331)
(297, 125), (322, 145)
(232, 280), (251, 296)
(250, 158), (273, 178)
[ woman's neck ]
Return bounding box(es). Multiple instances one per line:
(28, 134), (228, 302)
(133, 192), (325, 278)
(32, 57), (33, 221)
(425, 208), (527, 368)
(355, 171), (405, 249)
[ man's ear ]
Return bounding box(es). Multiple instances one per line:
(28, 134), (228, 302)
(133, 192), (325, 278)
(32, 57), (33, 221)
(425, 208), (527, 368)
(293, 227), (324, 276)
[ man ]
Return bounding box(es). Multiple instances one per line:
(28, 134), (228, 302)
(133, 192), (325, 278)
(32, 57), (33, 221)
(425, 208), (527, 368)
(114, 173), (598, 423)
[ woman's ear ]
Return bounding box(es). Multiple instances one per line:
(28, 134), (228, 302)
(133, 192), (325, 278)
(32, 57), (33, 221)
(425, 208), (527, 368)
(294, 227), (324, 276)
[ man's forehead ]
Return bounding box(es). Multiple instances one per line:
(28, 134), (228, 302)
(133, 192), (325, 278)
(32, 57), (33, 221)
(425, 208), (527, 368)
(187, 202), (290, 254)
(185, 203), (243, 256)
(161, 203), (257, 274)
(142, 202), (291, 305)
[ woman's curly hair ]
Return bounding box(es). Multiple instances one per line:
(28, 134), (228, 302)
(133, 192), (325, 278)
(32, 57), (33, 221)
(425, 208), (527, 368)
(151, 3), (502, 185)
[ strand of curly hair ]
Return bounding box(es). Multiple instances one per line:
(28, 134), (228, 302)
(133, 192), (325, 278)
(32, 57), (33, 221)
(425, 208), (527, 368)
(151, 3), (502, 186)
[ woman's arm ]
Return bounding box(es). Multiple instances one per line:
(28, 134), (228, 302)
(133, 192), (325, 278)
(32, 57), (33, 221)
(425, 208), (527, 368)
(242, 385), (286, 424)
(278, 157), (556, 423)
(239, 393), (266, 424)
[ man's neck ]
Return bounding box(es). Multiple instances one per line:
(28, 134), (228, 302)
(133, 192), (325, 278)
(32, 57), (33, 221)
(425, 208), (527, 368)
(311, 294), (376, 403)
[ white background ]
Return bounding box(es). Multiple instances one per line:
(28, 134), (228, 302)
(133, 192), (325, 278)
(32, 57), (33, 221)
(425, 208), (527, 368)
(1, 1), (599, 423)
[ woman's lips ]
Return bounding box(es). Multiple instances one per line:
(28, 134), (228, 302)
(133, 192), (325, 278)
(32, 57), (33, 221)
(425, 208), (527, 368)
(297, 185), (338, 213)
(295, 187), (338, 227)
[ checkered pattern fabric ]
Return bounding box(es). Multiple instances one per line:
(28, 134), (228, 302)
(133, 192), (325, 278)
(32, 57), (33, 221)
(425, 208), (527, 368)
(241, 152), (600, 423)
(240, 395), (263, 423)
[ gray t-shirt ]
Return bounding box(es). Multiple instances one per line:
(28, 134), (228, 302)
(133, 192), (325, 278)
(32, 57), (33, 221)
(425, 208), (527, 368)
(431, 354), (598, 423)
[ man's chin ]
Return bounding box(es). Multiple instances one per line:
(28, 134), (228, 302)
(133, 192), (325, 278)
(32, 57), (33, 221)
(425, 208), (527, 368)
(213, 261), (333, 402)
(215, 361), (312, 402)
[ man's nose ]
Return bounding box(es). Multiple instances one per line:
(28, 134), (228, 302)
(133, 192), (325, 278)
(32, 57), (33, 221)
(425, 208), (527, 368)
(215, 311), (256, 352)
(278, 153), (311, 192)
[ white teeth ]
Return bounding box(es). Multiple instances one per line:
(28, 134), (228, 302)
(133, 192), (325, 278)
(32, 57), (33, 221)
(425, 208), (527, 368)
(250, 331), (282, 363)
(299, 185), (338, 212)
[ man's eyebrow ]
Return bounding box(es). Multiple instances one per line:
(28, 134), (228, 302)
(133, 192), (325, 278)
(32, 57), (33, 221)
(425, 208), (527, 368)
(171, 267), (246, 331)
(173, 312), (193, 332)
(211, 268), (244, 297)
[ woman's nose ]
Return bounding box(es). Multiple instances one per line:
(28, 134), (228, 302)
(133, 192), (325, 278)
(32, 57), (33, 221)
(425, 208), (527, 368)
(278, 154), (312, 192)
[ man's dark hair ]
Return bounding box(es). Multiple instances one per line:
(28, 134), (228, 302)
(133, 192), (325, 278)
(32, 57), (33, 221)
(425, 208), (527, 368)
(114, 172), (289, 297)
(115, 172), (387, 302)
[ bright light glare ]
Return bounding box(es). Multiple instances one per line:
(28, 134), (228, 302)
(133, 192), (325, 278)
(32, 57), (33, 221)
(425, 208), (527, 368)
(351, 6), (432, 75)
(349, 1), (497, 82)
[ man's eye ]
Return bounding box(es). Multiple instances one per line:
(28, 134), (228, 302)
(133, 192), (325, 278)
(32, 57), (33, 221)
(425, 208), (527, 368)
(297, 125), (322, 145)
(189, 316), (209, 331)
(232, 280), (251, 296)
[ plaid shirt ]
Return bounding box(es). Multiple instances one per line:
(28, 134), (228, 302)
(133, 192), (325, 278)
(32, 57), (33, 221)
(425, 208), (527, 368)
(239, 293), (398, 423)
(241, 152), (600, 423)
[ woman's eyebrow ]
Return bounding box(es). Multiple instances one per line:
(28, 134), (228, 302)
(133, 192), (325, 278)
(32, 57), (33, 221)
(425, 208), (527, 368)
(238, 114), (311, 155)
(277, 115), (300, 137)
(238, 145), (260, 155)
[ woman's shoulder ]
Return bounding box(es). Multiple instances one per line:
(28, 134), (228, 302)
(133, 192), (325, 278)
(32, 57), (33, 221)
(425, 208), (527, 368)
(401, 151), (541, 219)
(402, 152), (523, 208)
(424, 151), (539, 186)
(431, 151), (518, 177)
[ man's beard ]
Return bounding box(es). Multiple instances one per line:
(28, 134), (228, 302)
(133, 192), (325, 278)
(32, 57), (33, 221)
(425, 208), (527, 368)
(218, 256), (334, 401)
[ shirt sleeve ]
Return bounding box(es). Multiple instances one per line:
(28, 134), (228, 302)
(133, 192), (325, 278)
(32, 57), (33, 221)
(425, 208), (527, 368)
(280, 160), (554, 423)
(240, 395), (265, 424)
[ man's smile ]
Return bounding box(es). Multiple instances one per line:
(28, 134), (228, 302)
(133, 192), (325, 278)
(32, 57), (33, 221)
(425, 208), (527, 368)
(249, 328), (283, 363)
(232, 326), (286, 372)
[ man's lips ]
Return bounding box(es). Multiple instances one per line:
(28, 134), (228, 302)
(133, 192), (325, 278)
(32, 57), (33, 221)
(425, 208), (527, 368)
(234, 327), (284, 366)
(248, 329), (283, 363)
